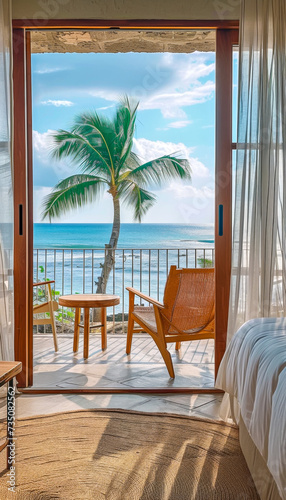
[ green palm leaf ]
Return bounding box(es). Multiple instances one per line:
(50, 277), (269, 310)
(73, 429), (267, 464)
(51, 129), (113, 178)
(126, 155), (192, 186)
(71, 112), (117, 174)
(119, 180), (156, 222)
(42, 174), (105, 221)
(121, 154), (192, 187)
(114, 96), (139, 172)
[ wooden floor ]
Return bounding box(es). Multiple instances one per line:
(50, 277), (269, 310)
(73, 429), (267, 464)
(33, 333), (215, 390)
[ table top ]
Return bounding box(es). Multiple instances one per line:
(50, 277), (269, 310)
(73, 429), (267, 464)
(59, 294), (120, 308)
(0, 362), (22, 385)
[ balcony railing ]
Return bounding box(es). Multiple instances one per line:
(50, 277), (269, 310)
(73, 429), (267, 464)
(33, 247), (215, 333)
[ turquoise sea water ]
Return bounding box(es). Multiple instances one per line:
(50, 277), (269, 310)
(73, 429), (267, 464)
(34, 223), (214, 249)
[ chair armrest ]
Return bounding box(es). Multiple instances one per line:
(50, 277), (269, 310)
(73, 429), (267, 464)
(33, 280), (55, 287)
(126, 287), (164, 309)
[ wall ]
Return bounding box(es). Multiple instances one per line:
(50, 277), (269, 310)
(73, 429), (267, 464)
(30, 29), (216, 53)
(12, 0), (240, 21)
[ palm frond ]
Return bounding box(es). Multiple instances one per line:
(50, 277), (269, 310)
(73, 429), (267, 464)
(120, 151), (147, 181)
(42, 174), (106, 221)
(71, 112), (117, 174)
(51, 129), (112, 177)
(120, 154), (192, 187)
(114, 96), (139, 175)
(118, 180), (156, 222)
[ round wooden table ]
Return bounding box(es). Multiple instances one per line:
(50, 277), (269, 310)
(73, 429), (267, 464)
(59, 294), (120, 359)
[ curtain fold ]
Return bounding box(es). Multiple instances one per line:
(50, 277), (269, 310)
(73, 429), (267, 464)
(228, 0), (286, 337)
(216, 0), (286, 417)
(0, 0), (14, 361)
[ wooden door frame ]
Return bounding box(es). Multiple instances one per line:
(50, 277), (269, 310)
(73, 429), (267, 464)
(13, 20), (239, 389)
(13, 28), (33, 387)
(215, 29), (239, 375)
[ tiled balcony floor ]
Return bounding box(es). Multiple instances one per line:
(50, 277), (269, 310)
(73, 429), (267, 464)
(33, 333), (215, 389)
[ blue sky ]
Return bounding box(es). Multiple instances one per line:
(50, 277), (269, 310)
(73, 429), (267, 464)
(32, 50), (235, 224)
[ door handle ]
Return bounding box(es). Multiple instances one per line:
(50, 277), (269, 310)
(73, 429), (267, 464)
(19, 204), (23, 235)
(218, 204), (223, 236)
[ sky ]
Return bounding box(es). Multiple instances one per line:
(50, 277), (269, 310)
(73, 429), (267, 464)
(32, 49), (237, 224)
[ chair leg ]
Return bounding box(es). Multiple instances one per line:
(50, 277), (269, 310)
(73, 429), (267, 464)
(152, 305), (175, 378)
(126, 315), (135, 354)
(49, 298), (58, 352)
(175, 341), (181, 351)
(156, 341), (175, 378)
(47, 282), (58, 352)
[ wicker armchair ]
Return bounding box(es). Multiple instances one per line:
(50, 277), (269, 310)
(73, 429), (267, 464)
(126, 266), (215, 378)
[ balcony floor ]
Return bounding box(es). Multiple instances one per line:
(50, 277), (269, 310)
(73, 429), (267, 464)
(33, 333), (214, 390)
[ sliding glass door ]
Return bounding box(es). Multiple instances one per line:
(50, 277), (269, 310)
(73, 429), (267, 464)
(12, 22), (238, 389)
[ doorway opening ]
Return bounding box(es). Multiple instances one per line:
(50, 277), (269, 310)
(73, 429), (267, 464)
(31, 29), (216, 390)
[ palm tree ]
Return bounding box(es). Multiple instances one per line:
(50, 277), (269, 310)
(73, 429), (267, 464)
(42, 97), (192, 295)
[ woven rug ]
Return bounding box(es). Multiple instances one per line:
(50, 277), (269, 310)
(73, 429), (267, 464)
(0, 409), (259, 500)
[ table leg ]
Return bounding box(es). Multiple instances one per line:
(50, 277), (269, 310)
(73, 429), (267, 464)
(101, 307), (107, 350)
(84, 308), (90, 359)
(73, 308), (80, 353)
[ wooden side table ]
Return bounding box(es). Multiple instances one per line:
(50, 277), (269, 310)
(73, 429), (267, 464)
(59, 294), (120, 359)
(0, 362), (22, 469)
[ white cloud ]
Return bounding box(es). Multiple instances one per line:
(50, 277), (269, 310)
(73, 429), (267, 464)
(33, 186), (53, 222)
(162, 182), (215, 224)
(33, 129), (72, 176)
(131, 138), (214, 223)
(167, 120), (192, 129)
(88, 54), (215, 119)
(34, 67), (68, 75)
(41, 99), (74, 107)
(167, 182), (214, 200)
(140, 81), (215, 118)
(90, 81), (214, 120)
(33, 129), (54, 158)
(133, 138), (210, 179)
(161, 108), (187, 119)
(97, 105), (114, 111)
(88, 89), (118, 103)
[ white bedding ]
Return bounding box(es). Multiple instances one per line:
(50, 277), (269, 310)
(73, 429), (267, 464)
(216, 317), (286, 500)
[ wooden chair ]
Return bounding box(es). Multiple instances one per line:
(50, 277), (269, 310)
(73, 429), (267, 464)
(126, 266), (215, 378)
(33, 280), (58, 352)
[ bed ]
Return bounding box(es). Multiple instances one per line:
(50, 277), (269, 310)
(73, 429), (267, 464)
(216, 317), (286, 500)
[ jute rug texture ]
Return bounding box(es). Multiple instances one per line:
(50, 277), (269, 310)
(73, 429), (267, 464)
(0, 409), (259, 499)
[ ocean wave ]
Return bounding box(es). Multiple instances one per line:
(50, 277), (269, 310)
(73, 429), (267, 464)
(178, 239), (214, 244)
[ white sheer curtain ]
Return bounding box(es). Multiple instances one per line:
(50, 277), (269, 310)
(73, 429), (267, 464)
(229, 0), (286, 336)
(216, 0), (286, 414)
(0, 0), (13, 362)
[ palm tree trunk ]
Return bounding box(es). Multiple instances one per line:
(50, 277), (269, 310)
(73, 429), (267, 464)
(96, 195), (120, 295)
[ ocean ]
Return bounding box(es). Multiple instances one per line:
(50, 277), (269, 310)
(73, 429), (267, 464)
(34, 223), (214, 249)
(33, 223), (215, 313)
